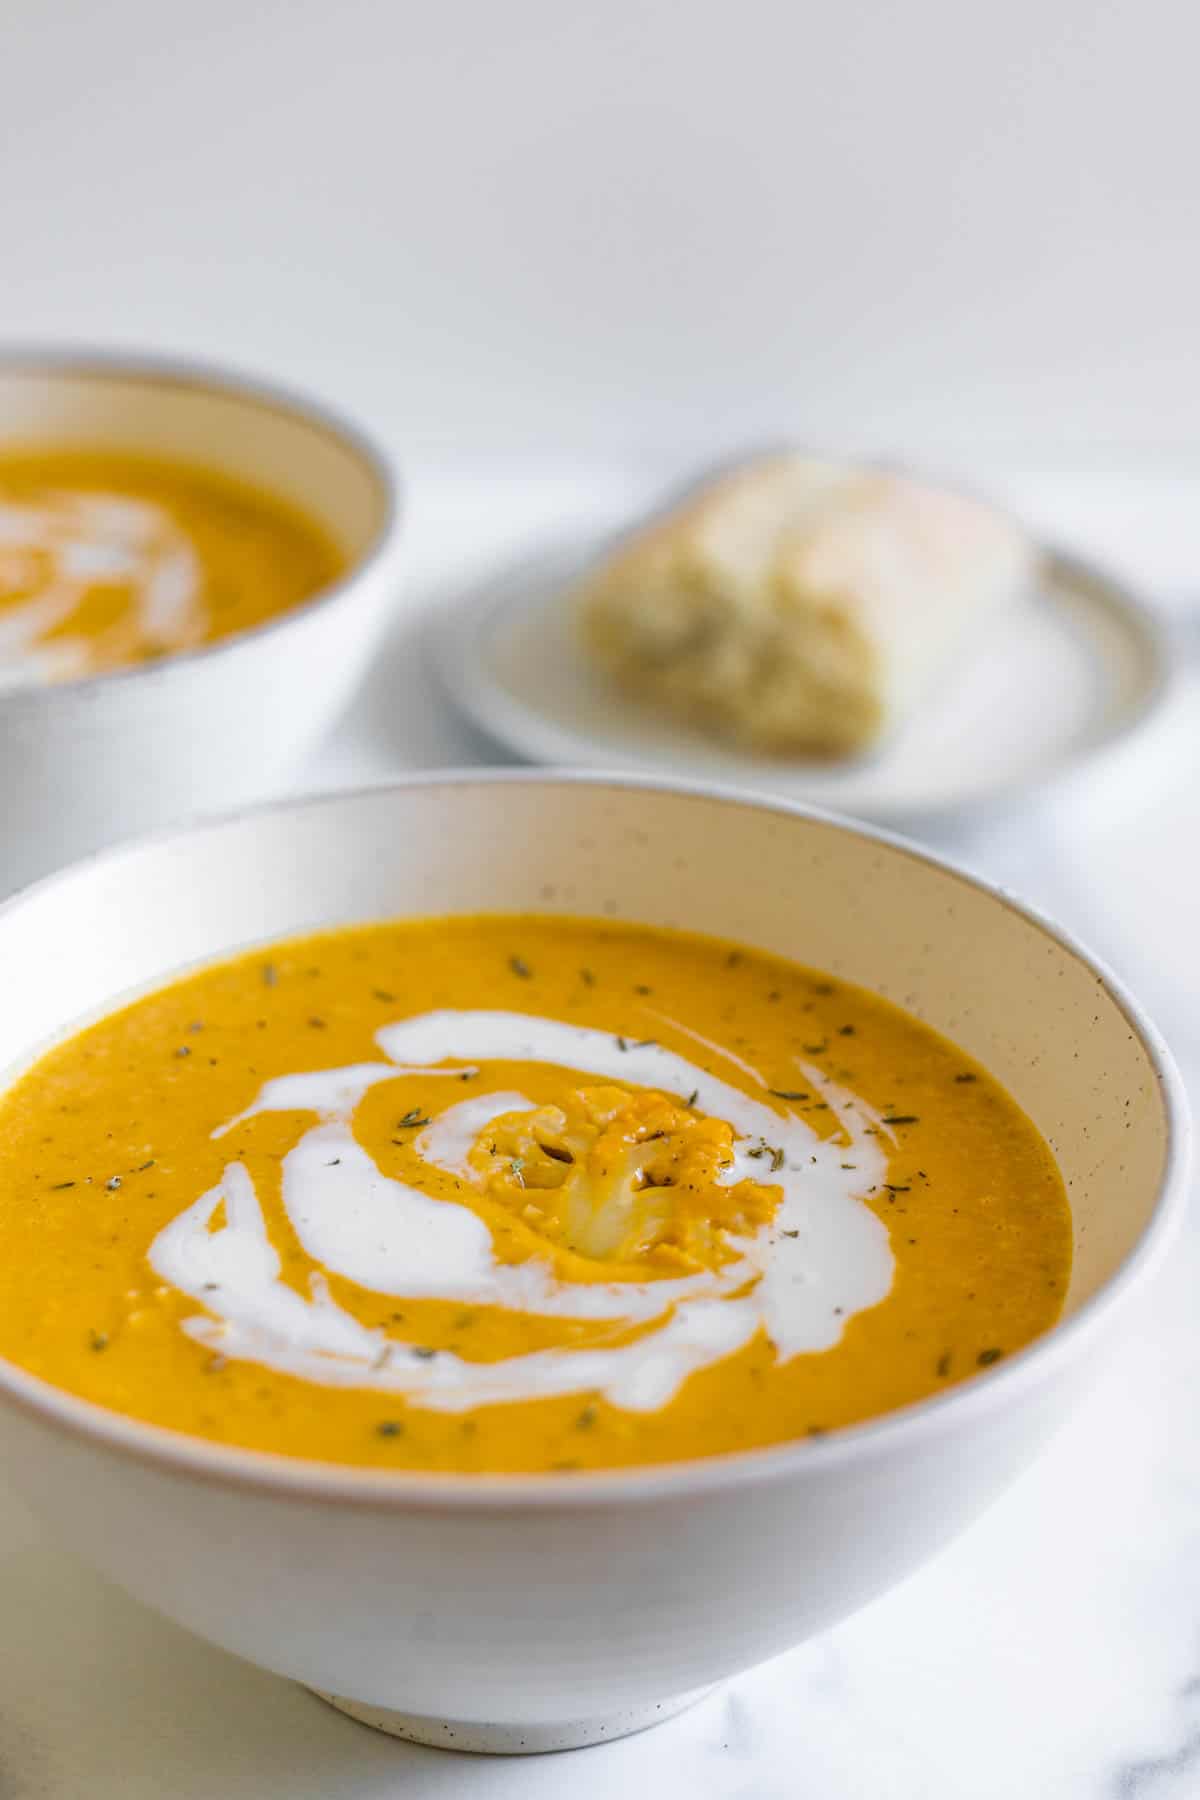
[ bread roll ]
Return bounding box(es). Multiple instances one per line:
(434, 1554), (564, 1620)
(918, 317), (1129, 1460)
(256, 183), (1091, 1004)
(579, 455), (1034, 756)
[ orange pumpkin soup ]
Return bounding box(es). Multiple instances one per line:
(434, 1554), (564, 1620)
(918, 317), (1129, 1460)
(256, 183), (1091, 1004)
(0, 448), (342, 685)
(0, 915), (1070, 1472)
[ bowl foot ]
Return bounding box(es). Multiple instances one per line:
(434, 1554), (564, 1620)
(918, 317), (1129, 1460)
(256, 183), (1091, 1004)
(307, 1682), (718, 1754)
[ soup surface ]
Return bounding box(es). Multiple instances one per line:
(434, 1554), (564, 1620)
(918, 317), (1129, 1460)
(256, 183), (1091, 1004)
(0, 916), (1071, 1472)
(0, 448), (342, 686)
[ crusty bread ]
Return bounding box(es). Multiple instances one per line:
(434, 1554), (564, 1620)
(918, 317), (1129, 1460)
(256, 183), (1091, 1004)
(578, 455), (1034, 757)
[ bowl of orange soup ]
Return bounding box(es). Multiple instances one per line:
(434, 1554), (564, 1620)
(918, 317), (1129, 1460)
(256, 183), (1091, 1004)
(0, 350), (400, 894)
(0, 774), (1186, 1753)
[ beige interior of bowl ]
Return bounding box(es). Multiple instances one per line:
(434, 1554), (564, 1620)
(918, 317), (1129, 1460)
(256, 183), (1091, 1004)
(0, 361), (389, 563)
(0, 780), (1173, 1314)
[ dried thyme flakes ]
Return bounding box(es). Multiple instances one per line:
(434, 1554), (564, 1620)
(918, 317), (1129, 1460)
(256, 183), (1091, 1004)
(769, 1146), (785, 1173)
(579, 968), (596, 986)
(880, 1114), (919, 1126)
(976, 1347), (1004, 1367)
(936, 1351), (952, 1378)
(376, 1420), (405, 1438)
(372, 987), (396, 1003)
(953, 1072), (977, 1084)
(508, 955), (533, 979)
(686, 1089), (699, 1108)
(575, 1403), (598, 1430)
(769, 1089), (808, 1101)
(88, 1330), (109, 1352)
(396, 1107), (430, 1129)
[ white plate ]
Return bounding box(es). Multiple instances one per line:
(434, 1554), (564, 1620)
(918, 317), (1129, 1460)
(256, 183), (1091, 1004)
(430, 536), (1173, 827)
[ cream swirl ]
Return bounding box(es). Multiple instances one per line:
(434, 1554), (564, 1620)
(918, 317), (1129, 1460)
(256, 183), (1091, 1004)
(0, 491), (203, 686)
(148, 1011), (894, 1414)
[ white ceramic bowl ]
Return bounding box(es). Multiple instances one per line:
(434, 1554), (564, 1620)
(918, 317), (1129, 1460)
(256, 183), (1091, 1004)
(0, 350), (401, 895)
(0, 774), (1187, 1755)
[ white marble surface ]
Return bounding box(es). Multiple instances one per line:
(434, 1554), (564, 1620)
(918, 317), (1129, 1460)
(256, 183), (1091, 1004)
(1, 467), (1197, 1798)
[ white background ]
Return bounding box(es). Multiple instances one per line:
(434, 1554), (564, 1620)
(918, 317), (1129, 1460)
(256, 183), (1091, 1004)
(3, 0), (1198, 467)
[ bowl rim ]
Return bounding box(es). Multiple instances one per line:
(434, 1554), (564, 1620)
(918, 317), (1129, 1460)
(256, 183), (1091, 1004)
(0, 343), (402, 708)
(0, 767), (1189, 1510)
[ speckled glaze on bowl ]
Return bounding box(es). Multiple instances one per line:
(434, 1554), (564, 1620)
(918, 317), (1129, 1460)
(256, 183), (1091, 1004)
(0, 774), (1187, 1754)
(0, 349), (401, 895)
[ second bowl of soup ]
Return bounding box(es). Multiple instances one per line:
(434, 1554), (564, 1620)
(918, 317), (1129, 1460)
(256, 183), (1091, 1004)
(0, 351), (400, 893)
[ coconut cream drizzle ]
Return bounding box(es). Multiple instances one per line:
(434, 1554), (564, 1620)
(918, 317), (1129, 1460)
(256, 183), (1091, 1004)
(148, 1010), (894, 1414)
(0, 490), (204, 684)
